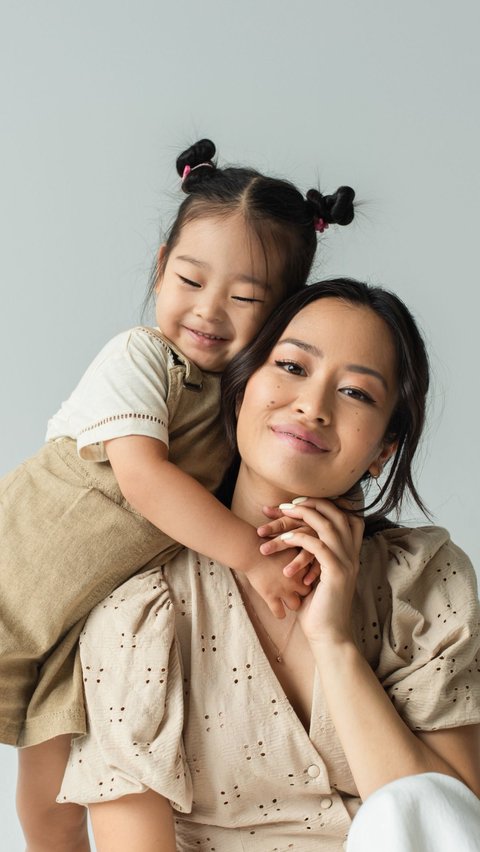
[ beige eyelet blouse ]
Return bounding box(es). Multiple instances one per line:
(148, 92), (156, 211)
(59, 525), (480, 851)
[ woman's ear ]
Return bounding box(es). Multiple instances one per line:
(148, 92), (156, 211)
(155, 245), (167, 293)
(368, 439), (398, 479)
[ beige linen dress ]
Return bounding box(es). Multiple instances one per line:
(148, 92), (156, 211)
(60, 525), (480, 851)
(0, 328), (230, 747)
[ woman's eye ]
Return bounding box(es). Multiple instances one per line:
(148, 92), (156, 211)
(341, 387), (374, 404)
(179, 275), (201, 288)
(274, 359), (306, 376)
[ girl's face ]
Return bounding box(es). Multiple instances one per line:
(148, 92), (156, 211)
(236, 298), (399, 500)
(155, 213), (284, 372)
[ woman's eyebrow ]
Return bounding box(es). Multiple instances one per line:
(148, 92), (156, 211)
(345, 364), (388, 390)
(176, 255), (267, 288)
(279, 338), (323, 357)
(278, 339), (388, 390)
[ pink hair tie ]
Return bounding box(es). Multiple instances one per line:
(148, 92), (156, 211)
(181, 161), (214, 189)
(314, 217), (329, 233)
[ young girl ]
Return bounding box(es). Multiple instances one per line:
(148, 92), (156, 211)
(1, 138), (355, 847)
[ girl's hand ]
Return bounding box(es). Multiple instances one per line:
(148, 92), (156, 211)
(265, 498), (364, 645)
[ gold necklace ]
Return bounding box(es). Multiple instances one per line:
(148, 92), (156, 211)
(232, 571), (297, 664)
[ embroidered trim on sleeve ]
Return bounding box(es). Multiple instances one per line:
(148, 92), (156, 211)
(79, 412), (167, 436)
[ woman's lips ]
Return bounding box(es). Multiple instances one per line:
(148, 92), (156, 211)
(270, 424), (330, 453)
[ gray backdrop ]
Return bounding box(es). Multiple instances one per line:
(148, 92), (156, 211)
(1, 2), (479, 847)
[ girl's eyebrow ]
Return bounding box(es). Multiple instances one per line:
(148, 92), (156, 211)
(176, 254), (268, 288)
(278, 338), (388, 390)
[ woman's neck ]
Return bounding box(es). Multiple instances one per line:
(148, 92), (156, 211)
(230, 463), (295, 527)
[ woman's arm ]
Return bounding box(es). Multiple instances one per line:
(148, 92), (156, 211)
(274, 500), (480, 800)
(310, 637), (480, 799)
(89, 790), (176, 852)
(106, 434), (311, 616)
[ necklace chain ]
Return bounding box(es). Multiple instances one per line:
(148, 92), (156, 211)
(232, 571), (297, 663)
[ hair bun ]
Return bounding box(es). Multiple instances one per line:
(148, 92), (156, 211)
(176, 139), (217, 187)
(306, 185), (355, 227)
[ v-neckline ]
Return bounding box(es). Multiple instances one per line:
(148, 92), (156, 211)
(229, 568), (321, 742)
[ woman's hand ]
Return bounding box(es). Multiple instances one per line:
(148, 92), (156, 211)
(260, 498), (364, 646)
(257, 505), (321, 586)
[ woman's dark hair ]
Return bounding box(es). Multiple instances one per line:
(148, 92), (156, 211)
(145, 139), (355, 306)
(221, 278), (430, 530)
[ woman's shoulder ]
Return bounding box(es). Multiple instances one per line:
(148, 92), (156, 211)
(362, 524), (476, 585)
(361, 526), (480, 731)
(359, 524), (479, 636)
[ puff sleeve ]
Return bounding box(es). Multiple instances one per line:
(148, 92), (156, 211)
(373, 527), (480, 731)
(58, 568), (192, 812)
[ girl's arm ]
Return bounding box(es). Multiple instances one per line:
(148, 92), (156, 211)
(105, 435), (309, 617)
(89, 790), (176, 852)
(271, 500), (480, 800)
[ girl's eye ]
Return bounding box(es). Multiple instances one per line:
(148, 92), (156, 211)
(179, 275), (201, 288)
(232, 295), (264, 304)
(341, 387), (375, 404)
(274, 359), (306, 376)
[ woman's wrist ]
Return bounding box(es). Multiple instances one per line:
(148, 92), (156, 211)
(307, 631), (358, 660)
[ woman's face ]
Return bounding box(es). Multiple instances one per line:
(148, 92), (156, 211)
(236, 297), (399, 500)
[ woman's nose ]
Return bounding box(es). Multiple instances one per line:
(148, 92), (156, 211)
(294, 385), (332, 423)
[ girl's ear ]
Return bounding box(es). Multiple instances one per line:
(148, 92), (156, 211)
(155, 245), (168, 293)
(368, 439), (398, 479)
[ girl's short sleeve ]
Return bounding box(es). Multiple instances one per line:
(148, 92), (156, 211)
(375, 528), (480, 731)
(46, 328), (172, 461)
(58, 568), (192, 812)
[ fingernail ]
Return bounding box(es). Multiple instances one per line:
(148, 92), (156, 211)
(280, 532), (294, 541)
(279, 502), (295, 510)
(292, 496), (308, 504)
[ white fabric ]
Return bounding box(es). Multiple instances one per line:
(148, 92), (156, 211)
(347, 773), (480, 851)
(46, 328), (171, 461)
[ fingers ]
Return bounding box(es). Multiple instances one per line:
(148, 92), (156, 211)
(259, 525), (311, 553)
(265, 597), (286, 619)
(349, 513), (365, 554)
(281, 548), (314, 578)
(275, 531), (359, 593)
(260, 506), (284, 521)
(282, 593), (302, 612)
(257, 516), (305, 538)
(277, 499), (364, 566)
(302, 560), (321, 586)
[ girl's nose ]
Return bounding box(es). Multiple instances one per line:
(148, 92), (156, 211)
(194, 289), (226, 323)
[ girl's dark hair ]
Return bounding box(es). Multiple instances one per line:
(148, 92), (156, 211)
(146, 139), (355, 305)
(221, 278), (430, 531)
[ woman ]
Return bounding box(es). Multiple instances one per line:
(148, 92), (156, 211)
(59, 279), (480, 851)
